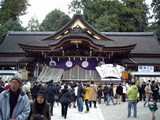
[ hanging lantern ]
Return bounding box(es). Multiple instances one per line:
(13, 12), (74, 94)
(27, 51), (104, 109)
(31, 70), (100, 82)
(66, 57), (73, 68)
(49, 58), (56, 67)
(82, 61), (89, 68)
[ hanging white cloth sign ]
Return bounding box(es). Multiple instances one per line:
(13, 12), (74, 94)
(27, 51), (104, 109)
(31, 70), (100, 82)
(96, 64), (125, 79)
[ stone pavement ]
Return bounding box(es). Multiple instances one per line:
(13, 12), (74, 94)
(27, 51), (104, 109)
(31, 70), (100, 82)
(51, 103), (105, 120)
(99, 101), (160, 120)
(51, 101), (160, 120)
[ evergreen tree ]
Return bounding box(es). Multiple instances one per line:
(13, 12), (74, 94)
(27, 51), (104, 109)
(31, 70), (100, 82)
(120, 0), (149, 32)
(40, 9), (70, 31)
(69, 0), (149, 32)
(0, 20), (26, 44)
(151, 0), (160, 40)
(0, 0), (30, 24)
(81, 0), (107, 26)
(0, 0), (28, 43)
(93, 0), (122, 32)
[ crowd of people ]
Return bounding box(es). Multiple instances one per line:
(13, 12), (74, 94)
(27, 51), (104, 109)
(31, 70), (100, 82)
(0, 76), (159, 120)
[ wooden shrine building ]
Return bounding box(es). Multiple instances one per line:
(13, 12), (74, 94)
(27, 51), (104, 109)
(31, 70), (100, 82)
(0, 14), (160, 83)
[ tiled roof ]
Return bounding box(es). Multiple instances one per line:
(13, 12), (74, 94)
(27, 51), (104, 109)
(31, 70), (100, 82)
(0, 31), (51, 53)
(130, 57), (160, 64)
(120, 57), (160, 64)
(0, 57), (25, 63)
(0, 56), (34, 64)
(0, 31), (160, 54)
(104, 32), (160, 54)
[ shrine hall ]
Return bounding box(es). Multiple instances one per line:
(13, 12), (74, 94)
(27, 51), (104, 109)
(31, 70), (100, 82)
(0, 14), (160, 83)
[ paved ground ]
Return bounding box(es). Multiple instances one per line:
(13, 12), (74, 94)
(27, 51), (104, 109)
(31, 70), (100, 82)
(99, 101), (160, 120)
(51, 101), (160, 120)
(51, 103), (104, 120)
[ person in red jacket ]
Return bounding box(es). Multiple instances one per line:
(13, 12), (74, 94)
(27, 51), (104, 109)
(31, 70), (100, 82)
(4, 81), (11, 90)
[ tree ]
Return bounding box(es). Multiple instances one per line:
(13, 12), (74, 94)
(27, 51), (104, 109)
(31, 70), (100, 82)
(69, 0), (149, 32)
(94, 14), (120, 32)
(120, 0), (149, 32)
(93, 0), (122, 32)
(0, 20), (26, 44)
(27, 17), (40, 31)
(68, 0), (84, 14)
(0, 0), (29, 43)
(40, 9), (71, 31)
(0, 0), (30, 24)
(81, 0), (107, 25)
(69, 0), (123, 31)
(150, 0), (160, 40)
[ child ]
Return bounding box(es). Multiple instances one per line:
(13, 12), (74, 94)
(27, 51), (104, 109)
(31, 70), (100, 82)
(148, 96), (158, 120)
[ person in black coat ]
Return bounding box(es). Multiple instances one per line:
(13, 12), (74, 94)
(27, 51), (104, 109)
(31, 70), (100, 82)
(59, 85), (71, 119)
(116, 83), (123, 104)
(97, 85), (103, 104)
(45, 81), (56, 116)
(141, 82), (146, 100)
(106, 83), (116, 105)
(151, 81), (159, 102)
(31, 82), (41, 100)
(54, 84), (61, 106)
(77, 84), (84, 112)
(139, 82), (146, 101)
(69, 88), (77, 108)
(103, 83), (108, 103)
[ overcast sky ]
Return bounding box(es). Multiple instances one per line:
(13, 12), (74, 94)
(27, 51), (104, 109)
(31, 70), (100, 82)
(20, 0), (152, 27)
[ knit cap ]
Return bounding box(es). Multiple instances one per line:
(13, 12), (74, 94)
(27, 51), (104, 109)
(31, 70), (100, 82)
(11, 76), (22, 85)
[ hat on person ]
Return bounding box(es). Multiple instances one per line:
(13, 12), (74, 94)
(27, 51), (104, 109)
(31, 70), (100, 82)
(64, 84), (68, 89)
(131, 82), (135, 85)
(111, 83), (114, 86)
(49, 80), (53, 83)
(149, 96), (154, 100)
(11, 76), (22, 85)
(128, 82), (135, 85)
(91, 81), (94, 84)
(36, 90), (46, 98)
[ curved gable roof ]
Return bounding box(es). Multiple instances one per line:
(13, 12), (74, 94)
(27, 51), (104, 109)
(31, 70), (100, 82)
(43, 14), (113, 41)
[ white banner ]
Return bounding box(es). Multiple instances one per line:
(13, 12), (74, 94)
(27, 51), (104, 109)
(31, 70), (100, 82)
(138, 66), (154, 72)
(96, 64), (125, 79)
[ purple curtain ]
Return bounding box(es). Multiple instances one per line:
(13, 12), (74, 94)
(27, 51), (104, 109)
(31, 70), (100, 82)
(44, 57), (110, 70)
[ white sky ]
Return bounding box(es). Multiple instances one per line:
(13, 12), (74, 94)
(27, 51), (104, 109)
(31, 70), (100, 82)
(20, 0), (152, 27)
(20, 0), (73, 27)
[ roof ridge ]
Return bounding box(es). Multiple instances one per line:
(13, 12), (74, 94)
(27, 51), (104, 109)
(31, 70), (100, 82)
(102, 32), (155, 36)
(8, 31), (155, 36)
(8, 31), (55, 35)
